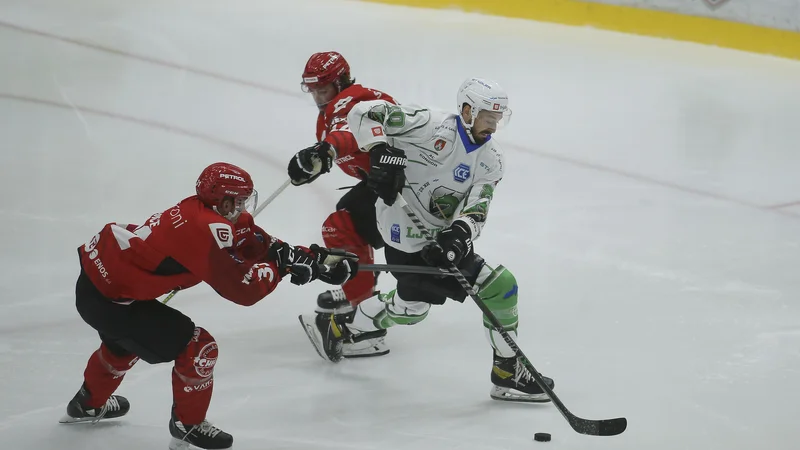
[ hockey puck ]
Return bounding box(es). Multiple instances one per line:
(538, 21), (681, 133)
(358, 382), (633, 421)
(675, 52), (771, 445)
(533, 433), (551, 442)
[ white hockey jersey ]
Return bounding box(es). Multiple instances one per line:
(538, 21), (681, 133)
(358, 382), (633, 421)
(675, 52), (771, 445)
(347, 100), (505, 253)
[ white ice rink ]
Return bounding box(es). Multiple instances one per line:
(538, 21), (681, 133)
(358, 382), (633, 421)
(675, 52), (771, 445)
(2, 0), (800, 448)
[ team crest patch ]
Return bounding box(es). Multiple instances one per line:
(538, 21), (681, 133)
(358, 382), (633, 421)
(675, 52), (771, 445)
(434, 139), (446, 151)
(194, 342), (218, 378)
(391, 223), (401, 243)
(453, 163), (471, 183)
(371, 126), (384, 137)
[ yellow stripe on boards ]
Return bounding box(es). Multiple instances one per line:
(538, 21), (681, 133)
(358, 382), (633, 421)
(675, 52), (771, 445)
(362, 0), (800, 60)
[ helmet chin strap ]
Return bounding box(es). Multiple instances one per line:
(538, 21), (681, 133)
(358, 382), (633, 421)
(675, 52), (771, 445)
(459, 111), (478, 144)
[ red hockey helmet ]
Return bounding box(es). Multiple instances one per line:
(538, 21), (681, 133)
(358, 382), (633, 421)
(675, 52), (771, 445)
(300, 51), (351, 93)
(196, 162), (257, 222)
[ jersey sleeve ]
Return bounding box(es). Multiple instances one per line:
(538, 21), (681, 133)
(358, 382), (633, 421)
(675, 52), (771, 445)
(452, 143), (505, 240)
(323, 87), (397, 158)
(324, 130), (360, 159)
(346, 100), (433, 151)
(163, 206), (283, 306)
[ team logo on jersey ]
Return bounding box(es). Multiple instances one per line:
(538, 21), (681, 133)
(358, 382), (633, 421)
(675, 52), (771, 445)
(453, 163), (471, 183)
(84, 233), (100, 253)
(209, 223), (234, 249)
(391, 224), (401, 243)
(434, 139), (446, 151)
(429, 186), (462, 220)
(372, 126), (384, 137)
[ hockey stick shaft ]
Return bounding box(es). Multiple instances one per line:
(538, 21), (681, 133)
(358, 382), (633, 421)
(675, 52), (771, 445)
(252, 178), (291, 217)
(394, 193), (626, 436)
(359, 263), (461, 276)
(161, 178), (291, 305)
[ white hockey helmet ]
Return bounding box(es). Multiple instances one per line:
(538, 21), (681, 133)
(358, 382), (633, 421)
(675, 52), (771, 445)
(457, 78), (512, 142)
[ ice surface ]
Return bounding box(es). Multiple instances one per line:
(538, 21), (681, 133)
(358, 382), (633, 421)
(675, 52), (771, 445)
(1, 0), (800, 449)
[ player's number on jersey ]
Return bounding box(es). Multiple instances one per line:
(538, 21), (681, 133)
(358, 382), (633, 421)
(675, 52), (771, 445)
(330, 122), (350, 132)
(332, 96), (353, 114)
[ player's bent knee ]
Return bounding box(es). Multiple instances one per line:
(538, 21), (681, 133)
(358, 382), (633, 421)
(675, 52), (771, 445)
(175, 327), (218, 381)
(477, 265), (519, 331)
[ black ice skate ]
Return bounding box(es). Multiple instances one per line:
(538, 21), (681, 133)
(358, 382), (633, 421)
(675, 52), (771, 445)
(59, 383), (130, 424)
(299, 289), (389, 362)
(490, 352), (555, 403)
(168, 408), (233, 450)
(298, 311), (350, 363)
(342, 328), (389, 358)
(316, 288), (356, 315)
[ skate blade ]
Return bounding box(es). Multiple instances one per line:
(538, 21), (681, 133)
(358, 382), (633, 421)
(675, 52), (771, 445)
(489, 386), (552, 403)
(343, 349), (390, 359)
(298, 315), (338, 363)
(168, 436), (232, 450)
(58, 414), (115, 424)
(342, 340), (390, 359)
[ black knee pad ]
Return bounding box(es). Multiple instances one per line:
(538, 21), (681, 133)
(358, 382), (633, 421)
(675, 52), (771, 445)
(395, 254), (484, 304)
(336, 181), (384, 249)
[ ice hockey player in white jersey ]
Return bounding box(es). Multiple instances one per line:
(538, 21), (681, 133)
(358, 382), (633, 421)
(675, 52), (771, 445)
(299, 77), (556, 402)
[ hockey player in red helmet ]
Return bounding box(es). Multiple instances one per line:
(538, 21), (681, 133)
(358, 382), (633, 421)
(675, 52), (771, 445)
(288, 51), (398, 358)
(61, 162), (358, 450)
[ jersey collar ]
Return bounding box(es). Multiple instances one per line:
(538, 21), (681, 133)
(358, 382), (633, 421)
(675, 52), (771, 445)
(457, 118), (490, 154)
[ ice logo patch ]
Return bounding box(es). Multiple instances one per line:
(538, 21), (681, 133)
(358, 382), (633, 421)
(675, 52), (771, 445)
(453, 163), (471, 183)
(391, 223), (401, 243)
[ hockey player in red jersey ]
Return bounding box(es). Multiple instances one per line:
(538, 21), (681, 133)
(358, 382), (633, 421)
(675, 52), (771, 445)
(287, 51), (397, 358)
(61, 162), (358, 450)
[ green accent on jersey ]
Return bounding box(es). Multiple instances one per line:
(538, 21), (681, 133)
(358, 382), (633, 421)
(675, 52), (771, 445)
(480, 183), (495, 200)
(431, 194), (460, 220)
(386, 106), (405, 128)
(385, 109), (429, 137)
(428, 186), (463, 220)
(366, 105), (387, 124)
(459, 183), (495, 223)
(408, 142), (438, 155)
(406, 226), (443, 239)
(461, 201), (489, 223)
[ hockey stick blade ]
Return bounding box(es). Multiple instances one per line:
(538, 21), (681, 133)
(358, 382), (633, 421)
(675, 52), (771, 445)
(394, 193), (627, 437)
(567, 414), (627, 436)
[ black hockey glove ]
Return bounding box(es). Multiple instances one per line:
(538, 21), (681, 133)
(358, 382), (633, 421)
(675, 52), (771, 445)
(421, 221), (474, 268)
(268, 242), (319, 285)
(307, 244), (360, 285)
(308, 244), (359, 265)
(318, 259), (359, 285)
(287, 141), (334, 186)
(367, 143), (406, 206)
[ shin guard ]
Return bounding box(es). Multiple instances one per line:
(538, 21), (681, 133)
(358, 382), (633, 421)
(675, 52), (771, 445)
(82, 344), (140, 408)
(477, 265), (520, 358)
(172, 327), (217, 425)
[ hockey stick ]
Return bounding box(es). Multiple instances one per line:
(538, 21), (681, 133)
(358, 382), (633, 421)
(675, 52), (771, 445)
(395, 193), (627, 437)
(252, 178), (291, 217)
(359, 263), (462, 276)
(161, 178), (292, 305)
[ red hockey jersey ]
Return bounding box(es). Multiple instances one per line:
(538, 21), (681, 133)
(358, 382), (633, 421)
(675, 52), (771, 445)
(316, 84), (396, 180)
(78, 196), (281, 306)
